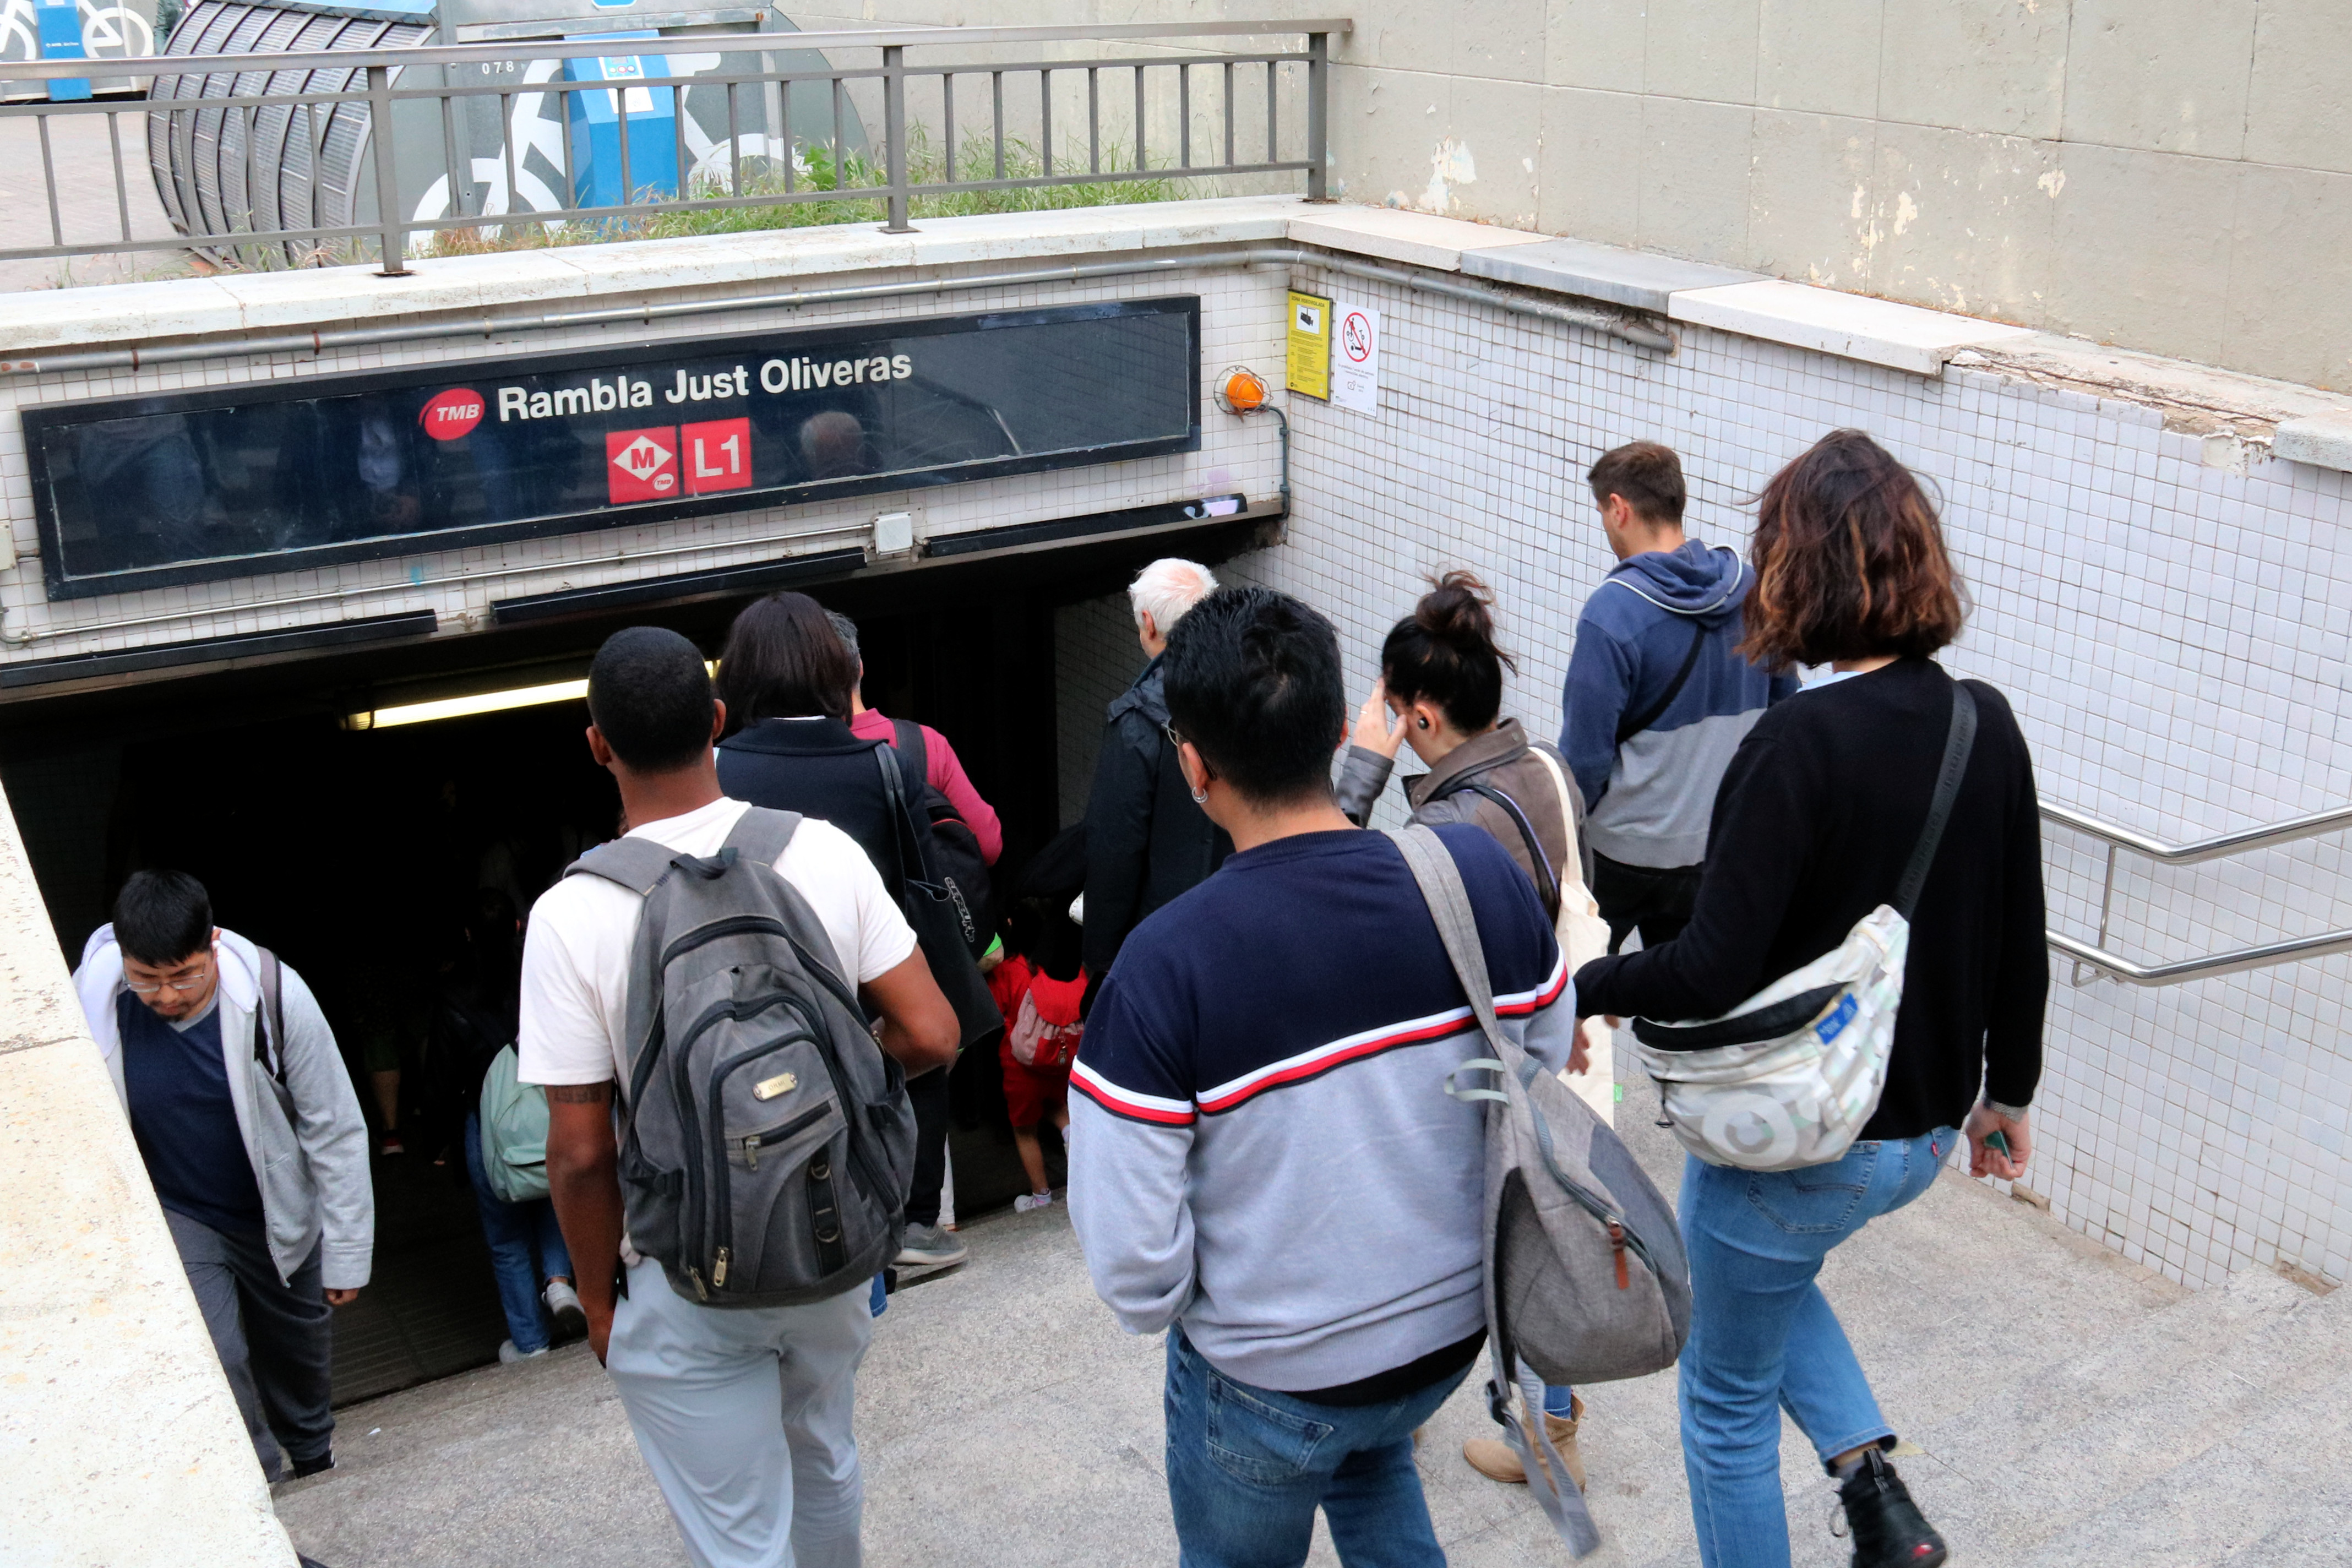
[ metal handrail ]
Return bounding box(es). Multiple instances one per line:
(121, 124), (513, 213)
(2, 19), (1346, 274)
(2047, 927), (2352, 988)
(0, 21), (1356, 78)
(2041, 799), (2352, 986)
(2040, 799), (2352, 865)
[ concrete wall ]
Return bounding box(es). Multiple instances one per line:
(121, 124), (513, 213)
(0, 786), (298, 1567)
(794, 3), (2352, 391)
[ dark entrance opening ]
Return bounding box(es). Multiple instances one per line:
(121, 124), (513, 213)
(0, 515), (1265, 1406)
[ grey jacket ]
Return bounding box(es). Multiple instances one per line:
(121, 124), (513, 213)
(75, 925), (375, 1290)
(1336, 718), (1594, 913)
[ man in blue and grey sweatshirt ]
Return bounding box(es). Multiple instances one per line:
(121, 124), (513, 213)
(1562, 442), (1796, 951)
(1070, 587), (1576, 1567)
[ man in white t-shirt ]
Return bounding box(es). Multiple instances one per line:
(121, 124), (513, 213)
(520, 625), (958, 1568)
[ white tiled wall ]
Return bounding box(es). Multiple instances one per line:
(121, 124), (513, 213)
(0, 265), (1289, 666)
(1222, 266), (2352, 1292)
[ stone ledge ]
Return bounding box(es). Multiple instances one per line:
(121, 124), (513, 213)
(0, 1037), (295, 1567)
(0, 194), (1311, 354)
(1458, 237), (1763, 315)
(1669, 278), (2040, 375)
(1282, 206), (1551, 272)
(2272, 411), (2352, 474)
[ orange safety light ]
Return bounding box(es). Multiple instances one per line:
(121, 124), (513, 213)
(1217, 365), (1270, 415)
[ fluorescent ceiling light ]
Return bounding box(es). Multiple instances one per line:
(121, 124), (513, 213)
(348, 677), (587, 730)
(346, 663), (716, 731)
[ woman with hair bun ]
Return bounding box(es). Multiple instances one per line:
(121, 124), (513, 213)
(1337, 569), (1614, 1497)
(1340, 571), (1591, 903)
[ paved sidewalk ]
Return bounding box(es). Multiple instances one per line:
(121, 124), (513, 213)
(274, 1060), (2264, 1568)
(0, 110), (188, 292)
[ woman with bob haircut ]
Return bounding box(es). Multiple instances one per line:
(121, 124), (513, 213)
(712, 591), (973, 1271)
(1575, 430), (2048, 1568)
(712, 591), (910, 883)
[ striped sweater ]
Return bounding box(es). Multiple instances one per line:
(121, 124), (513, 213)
(1067, 825), (1575, 1392)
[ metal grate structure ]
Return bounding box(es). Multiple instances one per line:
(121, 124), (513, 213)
(146, 1), (429, 265)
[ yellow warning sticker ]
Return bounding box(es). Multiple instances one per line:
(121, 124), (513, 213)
(1286, 289), (1332, 402)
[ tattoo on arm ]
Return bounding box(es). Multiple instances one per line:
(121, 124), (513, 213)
(546, 1082), (614, 1104)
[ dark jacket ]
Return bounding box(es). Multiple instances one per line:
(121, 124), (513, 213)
(716, 716), (925, 896)
(1080, 656), (1232, 999)
(1335, 718), (1593, 913)
(1575, 659), (2048, 1140)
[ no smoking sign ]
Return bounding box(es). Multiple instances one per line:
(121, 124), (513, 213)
(1329, 298), (1380, 414)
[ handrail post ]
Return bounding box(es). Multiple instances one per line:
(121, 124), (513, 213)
(1304, 30), (1328, 201)
(880, 42), (914, 233)
(367, 63), (411, 274)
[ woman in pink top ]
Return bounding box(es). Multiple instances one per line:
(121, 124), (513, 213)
(829, 611), (1003, 864)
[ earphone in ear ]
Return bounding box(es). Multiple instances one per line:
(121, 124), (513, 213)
(1417, 717), (1430, 729)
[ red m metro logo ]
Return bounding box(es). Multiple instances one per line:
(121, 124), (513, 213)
(607, 427), (679, 503)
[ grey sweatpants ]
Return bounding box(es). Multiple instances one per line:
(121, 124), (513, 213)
(606, 1259), (873, 1568)
(165, 1208), (335, 1482)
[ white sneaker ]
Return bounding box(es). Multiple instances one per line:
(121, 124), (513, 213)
(543, 1278), (587, 1340)
(1014, 1191), (1055, 1213)
(497, 1339), (548, 1364)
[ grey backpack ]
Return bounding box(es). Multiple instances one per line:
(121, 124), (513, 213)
(567, 807), (916, 1308)
(1390, 826), (1691, 1558)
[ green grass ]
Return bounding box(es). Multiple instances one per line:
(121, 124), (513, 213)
(423, 129), (1203, 259)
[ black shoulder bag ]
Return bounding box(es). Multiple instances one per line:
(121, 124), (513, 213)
(874, 746), (1002, 1050)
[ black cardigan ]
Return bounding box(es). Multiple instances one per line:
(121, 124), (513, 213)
(1574, 658), (2047, 1140)
(715, 716), (922, 896)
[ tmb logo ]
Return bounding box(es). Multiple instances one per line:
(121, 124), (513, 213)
(607, 427), (678, 503)
(418, 386), (486, 441)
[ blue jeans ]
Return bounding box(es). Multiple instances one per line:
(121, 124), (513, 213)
(1678, 1126), (1956, 1568)
(1164, 1328), (1467, 1568)
(463, 1110), (574, 1353)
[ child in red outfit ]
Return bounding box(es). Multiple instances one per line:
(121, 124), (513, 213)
(991, 954), (1084, 1210)
(988, 822), (1090, 1213)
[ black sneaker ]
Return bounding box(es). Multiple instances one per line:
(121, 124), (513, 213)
(288, 1451), (335, 1480)
(1837, 1450), (1947, 1567)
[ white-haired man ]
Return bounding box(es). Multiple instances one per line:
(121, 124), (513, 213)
(1079, 559), (1232, 1010)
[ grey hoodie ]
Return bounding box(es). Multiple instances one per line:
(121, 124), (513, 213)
(75, 926), (374, 1290)
(1559, 539), (1797, 869)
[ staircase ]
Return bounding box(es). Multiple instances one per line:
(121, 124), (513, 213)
(266, 1055), (2352, 1568)
(1404, 1073), (2352, 1567)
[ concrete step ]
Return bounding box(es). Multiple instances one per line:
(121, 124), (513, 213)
(2011, 1286), (2352, 1565)
(1905, 1264), (2304, 1463)
(1923, 1271), (2352, 1557)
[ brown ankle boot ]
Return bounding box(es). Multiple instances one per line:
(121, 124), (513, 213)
(1461, 1396), (1587, 1491)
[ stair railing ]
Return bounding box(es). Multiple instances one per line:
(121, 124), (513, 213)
(2041, 801), (2352, 986)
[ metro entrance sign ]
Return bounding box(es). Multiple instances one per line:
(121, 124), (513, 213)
(23, 298), (1201, 602)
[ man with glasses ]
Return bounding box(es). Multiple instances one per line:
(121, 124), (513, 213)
(72, 869), (373, 1483)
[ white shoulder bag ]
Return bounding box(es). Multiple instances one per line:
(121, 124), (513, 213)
(1627, 685), (1977, 1172)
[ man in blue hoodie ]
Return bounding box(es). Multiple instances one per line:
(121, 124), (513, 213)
(1561, 442), (1796, 951)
